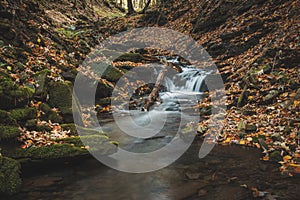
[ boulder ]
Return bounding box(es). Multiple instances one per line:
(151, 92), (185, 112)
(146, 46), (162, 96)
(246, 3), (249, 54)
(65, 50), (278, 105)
(0, 157), (21, 195)
(0, 79), (34, 110)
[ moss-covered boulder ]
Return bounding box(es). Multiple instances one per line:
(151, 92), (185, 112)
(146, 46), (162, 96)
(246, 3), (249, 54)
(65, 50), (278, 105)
(0, 157), (21, 195)
(12, 144), (88, 160)
(48, 81), (72, 109)
(48, 81), (73, 123)
(0, 126), (20, 141)
(0, 110), (17, 126)
(0, 110), (19, 140)
(33, 69), (51, 99)
(102, 65), (124, 83)
(60, 123), (77, 135)
(115, 53), (143, 63)
(57, 135), (118, 155)
(39, 103), (63, 123)
(10, 107), (37, 122)
(0, 79), (34, 110)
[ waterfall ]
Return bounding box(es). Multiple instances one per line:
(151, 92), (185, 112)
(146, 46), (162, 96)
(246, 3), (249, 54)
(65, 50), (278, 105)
(164, 67), (209, 93)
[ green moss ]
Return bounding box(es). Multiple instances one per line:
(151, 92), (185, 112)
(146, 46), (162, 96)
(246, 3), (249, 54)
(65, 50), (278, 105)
(0, 110), (17, 125)
(39, 103), (51, 114)
(0, 157), (21, 195)
(102, 65), (124, 83)
(59, 107), (73, 123)
(48, 81), (74, 123)
(0, 126), (20, 140)
(60, 123), (77, 135)
(10, 107), (37, 122)
(76, 126), (107, 136)
(33, 69), (51, 99)
(48, 81), (73, 109)
(24, 119), (37, 130)
(0, 79), (34, 109)
(41, 111), (63, 123)
(39, 103), (63, 123)
(115, 53), (143, 63)
(57, 135), (118, 155)
(13, 144), (88, 160)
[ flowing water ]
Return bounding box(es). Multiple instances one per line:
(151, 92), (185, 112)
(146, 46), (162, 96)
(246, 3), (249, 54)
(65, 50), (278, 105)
(6, 59), (300, 200)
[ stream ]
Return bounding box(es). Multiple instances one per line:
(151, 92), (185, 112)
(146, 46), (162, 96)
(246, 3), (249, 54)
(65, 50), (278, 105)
(6, 58), (300, 200)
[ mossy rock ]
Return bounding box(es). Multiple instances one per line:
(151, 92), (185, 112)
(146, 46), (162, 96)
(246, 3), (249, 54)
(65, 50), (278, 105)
(0, 110), (17, 126)
(115, 53), (143, 63)
(24, 119), (37, 130)
(48, 81), (73, 123)
(88, 61), (123, 83)
(48, 81), (73, 109)
(76, 126), (107, 136)
(0, 126), (20, 140)
(59, 107), (74, 123)
(57, 135), (118, 155)
(33, 69), (51, 99)
(102, 65), (124, 83)
(269, 151), (282, 162)
(60, 123), (77, 135)
(40, 110), (63, 124)
(0, 157), (21, 195)
(10, 107), (37, 122)
(0, 79), (34, 109)
(12, 144), (88, 160)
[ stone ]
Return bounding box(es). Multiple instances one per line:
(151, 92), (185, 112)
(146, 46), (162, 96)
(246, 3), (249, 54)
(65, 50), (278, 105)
(0, 125), (20, 140)
(10, 107), (37, 122)
(0, 157), (21, 195)
(48, 81), (73, 123)
(245, 124), (257, 132)
(263, 90), (279, 103)
(33, 69), (51, 99)
(269, 151), (282, 162)
(0, 79), (34, 109)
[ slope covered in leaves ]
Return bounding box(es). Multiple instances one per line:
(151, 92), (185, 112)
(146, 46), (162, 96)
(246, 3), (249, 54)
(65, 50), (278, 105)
(157, 0), (299, 175)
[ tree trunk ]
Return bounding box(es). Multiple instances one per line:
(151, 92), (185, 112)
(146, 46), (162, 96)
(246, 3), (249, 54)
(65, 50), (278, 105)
(127, 0), (135, 14)
(141, 0), (151, 13)
(143, 67), (168, 111)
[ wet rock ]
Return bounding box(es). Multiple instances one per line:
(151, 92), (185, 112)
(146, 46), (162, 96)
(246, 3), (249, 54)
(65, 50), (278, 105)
(115, 53), (143, 63)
